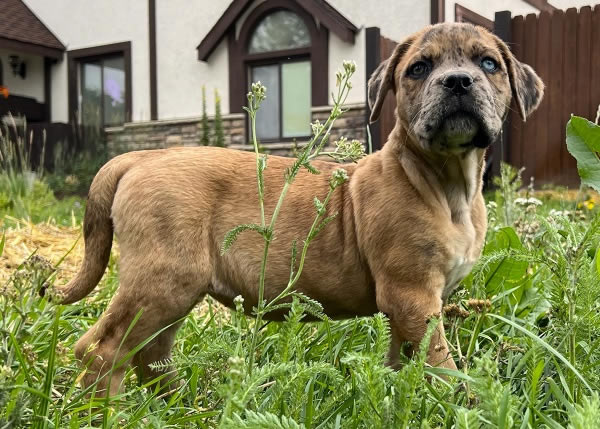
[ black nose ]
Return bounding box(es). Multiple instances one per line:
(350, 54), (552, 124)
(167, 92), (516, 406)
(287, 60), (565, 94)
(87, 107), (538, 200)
(442, 72), (473, 95)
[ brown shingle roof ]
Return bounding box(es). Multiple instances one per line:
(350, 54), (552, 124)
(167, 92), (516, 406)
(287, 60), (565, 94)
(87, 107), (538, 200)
(0, 0), (65, 57)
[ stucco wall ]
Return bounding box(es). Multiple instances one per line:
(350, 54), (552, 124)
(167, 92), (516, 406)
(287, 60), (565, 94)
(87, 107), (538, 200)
(445, 1), (538, 22)
(327, 0), (430, 42)
(23, 0), (150, 123)
(0, 49), (45, 102)
(156, 0), (230, 119)
(549, 1), (599, 10)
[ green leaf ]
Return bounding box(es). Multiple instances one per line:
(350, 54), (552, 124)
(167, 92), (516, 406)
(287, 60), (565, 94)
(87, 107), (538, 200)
(482, 227), (528, 295)
(566, 116), (600, 191)
(0, 230), (5, 257)
(221, 223), (266, 255)
(595, 246), (600, 277)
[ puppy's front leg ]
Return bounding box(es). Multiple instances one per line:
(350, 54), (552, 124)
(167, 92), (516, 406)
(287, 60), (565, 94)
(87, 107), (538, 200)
(376, 278), (457, 370)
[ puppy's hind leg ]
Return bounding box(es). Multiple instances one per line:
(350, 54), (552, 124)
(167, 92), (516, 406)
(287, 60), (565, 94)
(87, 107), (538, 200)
(74, 265), (207, 396)
(132, 294), (207, 394)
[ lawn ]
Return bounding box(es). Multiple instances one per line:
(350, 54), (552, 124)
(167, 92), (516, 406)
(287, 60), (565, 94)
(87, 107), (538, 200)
(2, 74), (600, 428)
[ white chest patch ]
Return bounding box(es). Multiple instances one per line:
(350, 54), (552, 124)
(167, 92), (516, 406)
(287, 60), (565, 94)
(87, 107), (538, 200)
(443, 255), (474, 300)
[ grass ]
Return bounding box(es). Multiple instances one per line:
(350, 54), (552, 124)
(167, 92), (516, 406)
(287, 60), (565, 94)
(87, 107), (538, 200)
(1, 177), (600, 428)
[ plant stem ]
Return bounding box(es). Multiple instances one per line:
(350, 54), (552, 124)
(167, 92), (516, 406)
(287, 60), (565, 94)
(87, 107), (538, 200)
(251, 111), (265, 227)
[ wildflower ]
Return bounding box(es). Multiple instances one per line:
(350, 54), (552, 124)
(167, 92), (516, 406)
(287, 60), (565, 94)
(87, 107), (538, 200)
(514, 197), (542, 206)
(65, 175), (79, 186)
(466, 299), (492, 313)
(343, 60), (357, 74)
(577, 199), (595, 210)
(251, 81), (266, 101)
(330, 168), (348, 189)
(443, 303), (469, 319)
(310, 119), (324, 136)
(22, 344), (37, 362)
(233, 295), (244, 313)
(334, 137), (365, 162)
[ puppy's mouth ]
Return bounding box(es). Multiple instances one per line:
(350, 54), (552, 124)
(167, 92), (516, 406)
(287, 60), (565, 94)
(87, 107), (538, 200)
(428, 111), (492, 152)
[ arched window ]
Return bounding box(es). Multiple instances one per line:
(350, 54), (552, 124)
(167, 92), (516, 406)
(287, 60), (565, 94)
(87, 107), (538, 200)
(247, 10), (311, 139)
(248, 10), (310, 54)
(230, 1), (328, 142)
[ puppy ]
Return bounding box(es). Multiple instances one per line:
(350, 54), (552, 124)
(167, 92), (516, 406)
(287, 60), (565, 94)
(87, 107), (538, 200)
(52, 23), (543, 394)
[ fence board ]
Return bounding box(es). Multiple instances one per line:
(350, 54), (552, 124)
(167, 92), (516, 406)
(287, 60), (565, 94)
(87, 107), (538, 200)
(523, 14), (538, 182)
(535, 11), (551, 184)
(563, 8), (579, 184)
(564, 9), (579, 182)
(547, 10), (564, 182)
(592, 6), (600, 123)
(510, 15), (525, 170)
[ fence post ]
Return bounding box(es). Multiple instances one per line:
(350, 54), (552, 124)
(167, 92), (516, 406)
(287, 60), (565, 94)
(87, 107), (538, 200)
(493, 11), (512, 180)
(365, 27), (382, 152)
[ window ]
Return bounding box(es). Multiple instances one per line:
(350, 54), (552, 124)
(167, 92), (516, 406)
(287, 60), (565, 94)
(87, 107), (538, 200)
(227, 1), (329, 142)
(246, 10), (312, 140)
(79, 56), (126, 127)
(248, 10), (311, 53)
(68, 42), (131, 129)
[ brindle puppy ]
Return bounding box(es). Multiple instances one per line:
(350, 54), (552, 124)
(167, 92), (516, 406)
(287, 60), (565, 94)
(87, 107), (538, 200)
(50, 23), (543, 394)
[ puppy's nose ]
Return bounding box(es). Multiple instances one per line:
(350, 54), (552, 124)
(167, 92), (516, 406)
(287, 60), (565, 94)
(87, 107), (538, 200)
(442, 72), (473, 95)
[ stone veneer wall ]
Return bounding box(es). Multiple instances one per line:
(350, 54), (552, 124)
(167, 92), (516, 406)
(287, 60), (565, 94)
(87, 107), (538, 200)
(105, 104), (367, 157)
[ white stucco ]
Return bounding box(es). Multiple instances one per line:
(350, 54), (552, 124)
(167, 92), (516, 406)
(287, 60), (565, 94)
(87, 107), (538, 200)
(327, 0), (430, 42)
(328, 30), (365, 105)
(549, 0), (598, 9)
(445, 1), (538, 22)
(23, 0), (150, 122)
(156, 0), (230, 119)
(0, 49), (45, 102)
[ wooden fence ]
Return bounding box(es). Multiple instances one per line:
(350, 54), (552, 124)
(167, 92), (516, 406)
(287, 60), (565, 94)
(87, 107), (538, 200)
(497, 6), (600, 186)
(365, 5), (600, 186)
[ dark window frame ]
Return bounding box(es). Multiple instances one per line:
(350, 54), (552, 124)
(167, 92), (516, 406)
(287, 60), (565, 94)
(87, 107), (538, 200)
(228, 0), (328, 136)
(67, 41), (132, 126)
(455, 4), (494, 30)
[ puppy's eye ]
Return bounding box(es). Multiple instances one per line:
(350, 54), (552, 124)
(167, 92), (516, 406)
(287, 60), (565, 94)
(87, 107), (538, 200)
(408, 61), (430, 79)
(480, 57), (498, 73)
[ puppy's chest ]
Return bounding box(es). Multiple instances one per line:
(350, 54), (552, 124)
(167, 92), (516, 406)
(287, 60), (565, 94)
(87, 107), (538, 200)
(442, 226), (479, 299)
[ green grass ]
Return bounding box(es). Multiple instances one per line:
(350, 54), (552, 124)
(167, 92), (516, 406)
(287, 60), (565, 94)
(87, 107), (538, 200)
(1, 166), (599, 428)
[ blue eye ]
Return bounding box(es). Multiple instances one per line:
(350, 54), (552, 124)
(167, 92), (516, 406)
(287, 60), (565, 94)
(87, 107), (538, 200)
(480, 57), (498, 73)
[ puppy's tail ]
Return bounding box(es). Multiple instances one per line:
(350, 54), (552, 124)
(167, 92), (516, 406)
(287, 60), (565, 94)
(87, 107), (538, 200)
(44, 152), (143, 304)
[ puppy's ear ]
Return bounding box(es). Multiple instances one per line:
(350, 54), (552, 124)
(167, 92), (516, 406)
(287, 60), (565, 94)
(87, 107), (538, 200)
(494, 36), (544, 121)
(368, 37), (415, 123)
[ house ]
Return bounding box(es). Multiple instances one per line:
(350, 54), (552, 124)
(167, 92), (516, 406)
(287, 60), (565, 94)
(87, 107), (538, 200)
(1, 0), (597, 183)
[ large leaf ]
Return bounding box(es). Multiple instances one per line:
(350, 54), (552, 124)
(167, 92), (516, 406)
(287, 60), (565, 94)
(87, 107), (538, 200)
(483, 227), (528, 295)
(566, 116), (600, 191)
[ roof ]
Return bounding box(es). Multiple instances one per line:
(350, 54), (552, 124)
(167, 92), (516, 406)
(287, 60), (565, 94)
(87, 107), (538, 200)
(197, 0), (358, 61)
(0, 0), (65, 59)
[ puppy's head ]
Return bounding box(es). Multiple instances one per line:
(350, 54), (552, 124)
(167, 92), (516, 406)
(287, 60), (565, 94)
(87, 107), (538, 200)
(368, 23), (544, 154)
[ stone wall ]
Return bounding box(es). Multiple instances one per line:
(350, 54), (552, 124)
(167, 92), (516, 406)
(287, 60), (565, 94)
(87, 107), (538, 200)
(105, 103), (368, 157)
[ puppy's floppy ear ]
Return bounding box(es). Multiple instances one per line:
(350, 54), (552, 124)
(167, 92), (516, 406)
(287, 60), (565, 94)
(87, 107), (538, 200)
(494, 36), (544, 121)
(368, 37), (415, 123)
